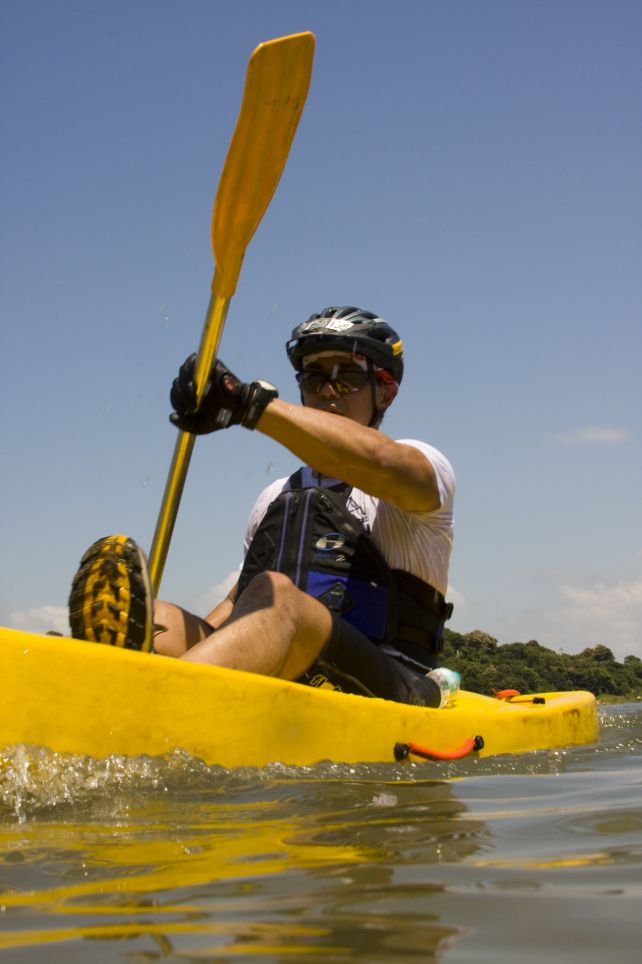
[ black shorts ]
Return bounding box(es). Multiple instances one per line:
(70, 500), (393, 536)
(298, 612), (440, 707)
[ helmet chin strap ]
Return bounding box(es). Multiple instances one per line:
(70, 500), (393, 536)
(369, 362), (398, 428)
(368, 361), (384, 428)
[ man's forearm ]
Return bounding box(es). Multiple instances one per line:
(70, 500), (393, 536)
(256, 399), (440, 512)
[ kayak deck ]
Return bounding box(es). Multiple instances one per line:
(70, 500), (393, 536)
(0, 627), (598, 767)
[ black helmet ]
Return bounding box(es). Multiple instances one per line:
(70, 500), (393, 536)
(286, 307), (404, 384)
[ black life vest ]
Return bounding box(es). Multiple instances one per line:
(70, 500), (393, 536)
(237, 471), (453, 669)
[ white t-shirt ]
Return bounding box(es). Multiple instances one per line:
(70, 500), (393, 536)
(243, 439), (455, 597)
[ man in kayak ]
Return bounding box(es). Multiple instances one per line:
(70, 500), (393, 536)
(70, 307), (455, 706)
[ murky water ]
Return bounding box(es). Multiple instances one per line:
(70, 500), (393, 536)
(1, 704), (641, 962)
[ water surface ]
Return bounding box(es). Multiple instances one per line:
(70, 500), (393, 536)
(1, 704), (640, 962)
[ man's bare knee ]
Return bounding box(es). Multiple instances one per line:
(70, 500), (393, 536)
(237, 570), (298, 609)
(233, 571), (328, 646)
(183, 570), (333, 679)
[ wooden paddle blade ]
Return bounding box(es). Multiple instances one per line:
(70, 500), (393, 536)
(211, 32), (315, 298)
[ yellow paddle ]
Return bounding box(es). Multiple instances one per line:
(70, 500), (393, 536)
(148, 32), (315, 595)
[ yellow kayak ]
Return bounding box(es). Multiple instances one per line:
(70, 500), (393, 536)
(0, 626), (598, 766)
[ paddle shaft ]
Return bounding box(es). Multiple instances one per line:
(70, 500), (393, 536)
(148, 290), (229, 594)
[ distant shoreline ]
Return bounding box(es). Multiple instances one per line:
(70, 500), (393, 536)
(442, 629), (642, 700)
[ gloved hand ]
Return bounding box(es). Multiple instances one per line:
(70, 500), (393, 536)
(170, 354), (278, 435)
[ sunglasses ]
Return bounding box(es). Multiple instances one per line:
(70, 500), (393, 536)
(296, 369), (371, 396)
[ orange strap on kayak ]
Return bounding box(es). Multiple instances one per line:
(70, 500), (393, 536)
(394, 735), (484, 762)
(493, 690), (547, 705)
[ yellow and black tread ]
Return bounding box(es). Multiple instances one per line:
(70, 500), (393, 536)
(68, 535), (153, 651)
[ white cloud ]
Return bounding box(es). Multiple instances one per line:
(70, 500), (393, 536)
(191, 569), (241, 616)
(556, 425), (631, 446)
(446, 584), (467, 608)
(10, 605), (70, 636)
(548, 576), (642, 660)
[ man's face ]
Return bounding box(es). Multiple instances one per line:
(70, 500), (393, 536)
(297, 352), (389, 426)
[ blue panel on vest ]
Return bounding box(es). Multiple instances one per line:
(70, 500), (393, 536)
(306, 571), (388, 640)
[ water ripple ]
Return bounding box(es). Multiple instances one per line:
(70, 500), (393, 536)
(1, 706), (641, 961)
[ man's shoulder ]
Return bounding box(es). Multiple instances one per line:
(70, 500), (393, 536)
(254, 475), (291, 504)
(395, 439), (455, 484)
(244, 475), (291, 549)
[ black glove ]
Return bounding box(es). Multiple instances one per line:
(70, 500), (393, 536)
(169, 354), (278, 435)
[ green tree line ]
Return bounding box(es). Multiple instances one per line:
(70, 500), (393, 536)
(441, 629), (642, 699)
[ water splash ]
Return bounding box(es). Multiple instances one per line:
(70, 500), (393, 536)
(3, 714), (636, 823)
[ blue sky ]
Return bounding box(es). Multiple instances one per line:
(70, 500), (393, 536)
(1, 0), (640, 661)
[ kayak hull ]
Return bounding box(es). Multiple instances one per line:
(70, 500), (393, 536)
(0, 627), (598, 766)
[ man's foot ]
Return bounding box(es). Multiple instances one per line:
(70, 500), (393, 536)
(69, 535), (153, 651)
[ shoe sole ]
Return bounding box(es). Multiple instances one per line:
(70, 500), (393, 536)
(69, 535), (153, 651)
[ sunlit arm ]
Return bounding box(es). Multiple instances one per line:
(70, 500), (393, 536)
(204, 581), (239, 627)
(256, 399), (441, 512)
